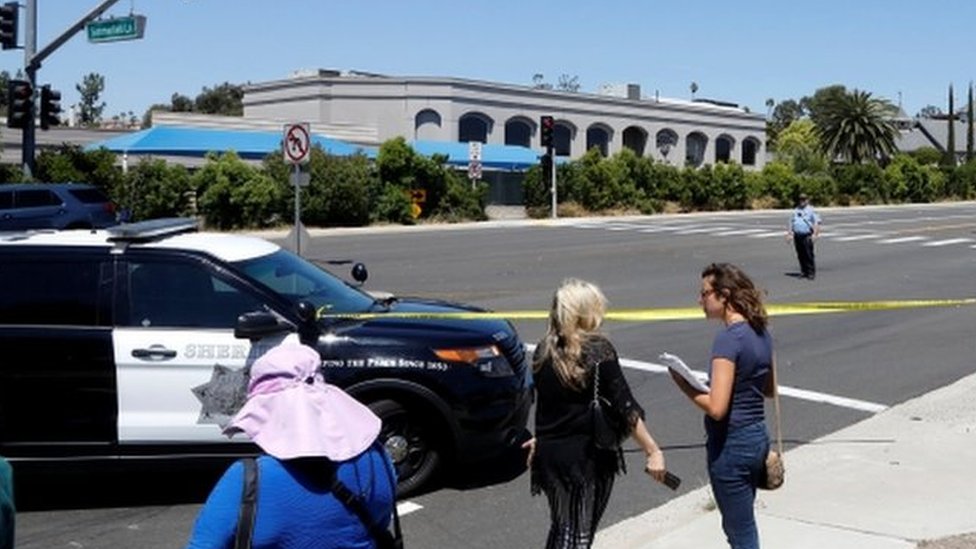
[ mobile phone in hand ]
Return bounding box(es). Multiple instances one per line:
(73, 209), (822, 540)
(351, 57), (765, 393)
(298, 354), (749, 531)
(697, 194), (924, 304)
(647, 467), (681, 490)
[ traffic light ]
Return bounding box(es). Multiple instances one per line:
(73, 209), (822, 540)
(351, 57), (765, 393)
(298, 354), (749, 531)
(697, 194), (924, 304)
(540, 115), (554, 148)
(39, 85), (62, 130)
(0, 2), (18, 50)
(6, 79), (32, 130)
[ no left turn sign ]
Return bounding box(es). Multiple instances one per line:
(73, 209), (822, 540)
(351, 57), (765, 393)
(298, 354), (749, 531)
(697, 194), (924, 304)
(283, 123), (311, 165)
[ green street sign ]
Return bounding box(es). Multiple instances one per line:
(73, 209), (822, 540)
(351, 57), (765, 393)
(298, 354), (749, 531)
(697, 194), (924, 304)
(87, 15), (146, 43)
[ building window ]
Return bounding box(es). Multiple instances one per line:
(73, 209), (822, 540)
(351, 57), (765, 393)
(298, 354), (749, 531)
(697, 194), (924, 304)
(656, 129), (678, 162)
(716, 135), (734, 163)
(554, 124), (572, 157)
(504, 119), (532, 147)
(586, 126), (610, 156)
(742, 137), (760, 166)
(686, 132), (708, 167)
(622, 126), (647, 156)
(414, 109), (442, 140)
(459, 113), (492, 143)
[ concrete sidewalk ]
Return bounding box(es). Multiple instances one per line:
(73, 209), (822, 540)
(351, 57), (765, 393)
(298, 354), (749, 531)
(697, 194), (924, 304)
(597, 371), (976, 549)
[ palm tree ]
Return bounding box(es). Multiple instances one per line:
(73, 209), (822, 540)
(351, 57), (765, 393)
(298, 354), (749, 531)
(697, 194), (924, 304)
(815, 89), (899, 164)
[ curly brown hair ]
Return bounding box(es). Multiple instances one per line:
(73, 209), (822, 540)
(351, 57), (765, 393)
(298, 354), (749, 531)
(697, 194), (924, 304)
(701, 263), (768, 333)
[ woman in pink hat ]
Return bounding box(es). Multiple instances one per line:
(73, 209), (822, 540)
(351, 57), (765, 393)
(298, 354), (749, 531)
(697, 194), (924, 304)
(186, 343), (398, 549)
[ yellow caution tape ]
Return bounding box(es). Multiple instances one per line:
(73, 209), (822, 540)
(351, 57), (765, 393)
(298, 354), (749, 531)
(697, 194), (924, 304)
(319, 297), (976, 322)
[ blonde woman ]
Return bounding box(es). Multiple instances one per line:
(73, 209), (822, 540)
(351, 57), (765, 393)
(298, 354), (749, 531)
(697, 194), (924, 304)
(523, 278), (666, 549)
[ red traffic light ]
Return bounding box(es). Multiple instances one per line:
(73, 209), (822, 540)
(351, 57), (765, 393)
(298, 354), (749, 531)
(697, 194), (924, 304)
(540, 115), (555, 148)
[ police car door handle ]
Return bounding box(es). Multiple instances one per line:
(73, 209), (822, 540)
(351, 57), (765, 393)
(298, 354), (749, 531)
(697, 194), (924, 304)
(132, 346), (177, 359)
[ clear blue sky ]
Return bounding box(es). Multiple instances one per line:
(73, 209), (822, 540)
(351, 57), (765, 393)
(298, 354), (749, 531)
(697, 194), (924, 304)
(2, 0), (974, 120)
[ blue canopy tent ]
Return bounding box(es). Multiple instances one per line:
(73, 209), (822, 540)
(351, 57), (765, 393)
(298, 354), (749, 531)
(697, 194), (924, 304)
(410, 140), (541, 171)
(84, 126), (366, 159)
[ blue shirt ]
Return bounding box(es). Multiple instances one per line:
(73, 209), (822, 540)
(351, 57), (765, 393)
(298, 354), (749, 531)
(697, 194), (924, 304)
(186, 446), (396, 549)
(705, 322), (772, 436)
(790, 204), (820, 235)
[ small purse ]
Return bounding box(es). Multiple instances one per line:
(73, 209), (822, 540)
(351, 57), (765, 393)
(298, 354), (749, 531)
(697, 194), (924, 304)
(760, 355), (785, 490)
(590, 361), (623, 450)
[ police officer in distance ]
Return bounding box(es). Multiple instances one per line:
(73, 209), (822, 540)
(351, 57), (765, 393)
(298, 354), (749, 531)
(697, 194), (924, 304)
(787, 193), (822, 280)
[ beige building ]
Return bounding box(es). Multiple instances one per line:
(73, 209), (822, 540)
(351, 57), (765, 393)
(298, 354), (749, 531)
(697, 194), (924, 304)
(243, 69), (767, 169)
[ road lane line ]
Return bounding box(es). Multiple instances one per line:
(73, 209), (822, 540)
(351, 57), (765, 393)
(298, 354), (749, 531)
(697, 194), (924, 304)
(715, 228), (766, 236)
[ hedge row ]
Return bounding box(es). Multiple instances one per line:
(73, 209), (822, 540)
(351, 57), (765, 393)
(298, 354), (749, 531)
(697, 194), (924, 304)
(522, 148), (976, 216)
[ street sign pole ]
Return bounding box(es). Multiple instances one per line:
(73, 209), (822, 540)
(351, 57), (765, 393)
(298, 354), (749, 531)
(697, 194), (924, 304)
(283, 123), (311, 256)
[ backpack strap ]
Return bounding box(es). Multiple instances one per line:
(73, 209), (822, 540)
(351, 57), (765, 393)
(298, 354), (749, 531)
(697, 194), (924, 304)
(234, 457), (259, 549)
(329, 457), (401, 549)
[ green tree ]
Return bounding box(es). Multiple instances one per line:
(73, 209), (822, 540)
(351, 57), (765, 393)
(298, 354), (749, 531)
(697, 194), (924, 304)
(767, 99), (804, 145)
(171, 93), (194, 112)
(195, 82), (244, 115)
(944, 84), (956, 166)
(816, 89), (898, 164)
(194, 152), (282, 229)
(120, 158), (194, 221)
(34, 144), (122, 195)
(774, 119), (827, 174)
(802, 85), (847, 129)
(76, 72), (106, 126)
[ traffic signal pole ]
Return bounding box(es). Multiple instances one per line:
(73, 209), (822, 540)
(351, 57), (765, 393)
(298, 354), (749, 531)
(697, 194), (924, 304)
(21, 0), (35, 177)
(17, 0), (120, 176)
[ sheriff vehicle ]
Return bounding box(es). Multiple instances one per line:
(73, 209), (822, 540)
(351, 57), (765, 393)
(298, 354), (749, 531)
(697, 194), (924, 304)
(0, 218), (532, 494)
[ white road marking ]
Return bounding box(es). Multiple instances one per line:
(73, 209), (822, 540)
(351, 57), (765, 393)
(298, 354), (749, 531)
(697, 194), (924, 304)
(615, 356), (888, 413)
(398, 501), (423, 516)
(832, 234), (881, 242)
(879, 236), (927, 244)
(749, 231), (787, 238)
(922, 238), (973, 247)
(715, 228), (767, 236)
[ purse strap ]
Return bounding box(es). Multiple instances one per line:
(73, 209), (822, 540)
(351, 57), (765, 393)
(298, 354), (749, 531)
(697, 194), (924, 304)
(591, 360), (601, 402)
(770, 354), (784, 456)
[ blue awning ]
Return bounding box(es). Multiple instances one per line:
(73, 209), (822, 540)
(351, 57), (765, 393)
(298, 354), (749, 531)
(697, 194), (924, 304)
(410, 140), (541, 171)
(84, 126), (366, 159)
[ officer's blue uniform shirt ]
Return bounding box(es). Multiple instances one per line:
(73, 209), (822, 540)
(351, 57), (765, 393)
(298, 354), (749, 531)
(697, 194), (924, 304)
(791, 205), (820, 235)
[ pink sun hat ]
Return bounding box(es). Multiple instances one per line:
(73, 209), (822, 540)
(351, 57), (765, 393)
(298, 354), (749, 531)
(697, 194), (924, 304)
(224, 343), (381, 461)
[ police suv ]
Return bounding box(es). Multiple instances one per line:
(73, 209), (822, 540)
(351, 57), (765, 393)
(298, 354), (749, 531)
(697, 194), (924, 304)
(0, 218), (532, 494)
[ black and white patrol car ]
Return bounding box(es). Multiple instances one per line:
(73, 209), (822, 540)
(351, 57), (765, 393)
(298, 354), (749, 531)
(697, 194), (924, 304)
(0, 218), (532, 494)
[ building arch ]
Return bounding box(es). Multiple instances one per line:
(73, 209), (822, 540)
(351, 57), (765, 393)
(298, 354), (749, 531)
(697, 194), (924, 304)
(686, 132), (708, 167)
(414, 109), (441, 140)
(715, 134), (735, 163)
(622, 126), (647, 156)
(554, 120), (576, 157)
(742, 136), (761, 166)
(504, 116), (533, 148)
(656, 128), (679, 162)
(585, 123), (613, 156)
(458, 111), (493, 142)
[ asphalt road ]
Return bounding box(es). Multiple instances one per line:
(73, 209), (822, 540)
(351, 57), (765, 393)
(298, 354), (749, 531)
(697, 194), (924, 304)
(15, 202), (976, 548)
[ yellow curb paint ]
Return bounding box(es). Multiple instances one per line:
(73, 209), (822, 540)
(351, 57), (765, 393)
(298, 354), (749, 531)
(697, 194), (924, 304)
(319, 297), (976, 322)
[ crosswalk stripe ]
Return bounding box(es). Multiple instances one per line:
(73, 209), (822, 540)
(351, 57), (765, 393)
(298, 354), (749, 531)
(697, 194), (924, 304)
(832, 234), (881, 242)
(750, 231), (786, 238)
(879, 236), (927, 244)
(715, 228), (766, 236)
(922, 238), (973, 247)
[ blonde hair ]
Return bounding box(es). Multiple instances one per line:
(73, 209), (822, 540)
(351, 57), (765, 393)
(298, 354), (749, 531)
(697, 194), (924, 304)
(533, 278), (607, 390)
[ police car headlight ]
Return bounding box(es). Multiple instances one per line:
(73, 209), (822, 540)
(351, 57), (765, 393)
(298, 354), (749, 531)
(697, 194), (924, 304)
(433, 345), (514, 377)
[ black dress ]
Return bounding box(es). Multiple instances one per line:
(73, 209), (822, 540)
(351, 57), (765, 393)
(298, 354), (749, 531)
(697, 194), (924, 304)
(531, 335), (645, 549)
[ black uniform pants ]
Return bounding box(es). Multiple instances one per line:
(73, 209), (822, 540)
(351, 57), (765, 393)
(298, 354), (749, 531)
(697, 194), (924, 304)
(793, 233), (816, 278)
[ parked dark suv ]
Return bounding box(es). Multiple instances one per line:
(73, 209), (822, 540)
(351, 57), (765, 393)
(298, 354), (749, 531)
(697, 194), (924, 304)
(0, 183), (118, 231)
(0, 218), (531, 494)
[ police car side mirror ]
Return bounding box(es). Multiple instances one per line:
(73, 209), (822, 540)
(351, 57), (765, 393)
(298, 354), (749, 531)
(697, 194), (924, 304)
(234, 311), (295, 341)
(351, 262), (368, 284)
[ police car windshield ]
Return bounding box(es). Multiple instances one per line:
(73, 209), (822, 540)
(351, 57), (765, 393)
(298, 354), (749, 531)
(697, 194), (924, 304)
(234, 249), (374, 313)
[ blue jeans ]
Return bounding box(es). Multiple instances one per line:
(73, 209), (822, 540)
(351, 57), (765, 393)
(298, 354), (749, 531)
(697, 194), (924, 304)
(706, 421), (769, 549)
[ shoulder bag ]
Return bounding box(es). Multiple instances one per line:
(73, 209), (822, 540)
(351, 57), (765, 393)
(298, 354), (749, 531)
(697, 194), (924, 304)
(590, 361), (624, 450)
